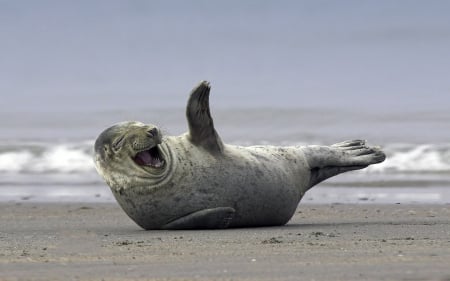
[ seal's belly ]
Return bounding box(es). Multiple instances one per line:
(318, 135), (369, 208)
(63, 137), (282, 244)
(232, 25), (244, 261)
(161, 144), (307, 227)
(114, 142), (310, 229)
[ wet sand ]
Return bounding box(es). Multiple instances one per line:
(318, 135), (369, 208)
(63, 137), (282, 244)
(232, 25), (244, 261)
(1, 202), (449, 281)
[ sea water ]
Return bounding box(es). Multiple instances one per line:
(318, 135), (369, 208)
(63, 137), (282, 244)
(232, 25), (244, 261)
(2, 1), (450, 204)
(0, 107), (449, 204)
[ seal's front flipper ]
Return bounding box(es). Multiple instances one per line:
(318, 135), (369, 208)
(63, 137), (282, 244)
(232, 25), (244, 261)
(186, 81), (224, 154)
(161, 207), (235, 230)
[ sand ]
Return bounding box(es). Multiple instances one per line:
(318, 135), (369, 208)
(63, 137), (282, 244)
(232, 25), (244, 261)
(1, 202), (449, 281)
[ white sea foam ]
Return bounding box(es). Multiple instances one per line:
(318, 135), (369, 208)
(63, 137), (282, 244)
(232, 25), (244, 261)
(34, 145), (94, 173)
(0, 143), (95, 174)
(0, 151), (33, 172)
(0, 142), (448, 180)
(364, 144), (450, 173)
(0, 141), (449, 203)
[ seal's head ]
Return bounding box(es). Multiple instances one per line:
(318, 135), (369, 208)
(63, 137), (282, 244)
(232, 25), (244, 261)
(94, 121), (170, 188)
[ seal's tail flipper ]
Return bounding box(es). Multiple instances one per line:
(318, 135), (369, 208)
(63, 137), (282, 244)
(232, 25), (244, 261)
(186, 81), (224, 154)
(161, 207), (235, 230)
(303, 140), (386, 189)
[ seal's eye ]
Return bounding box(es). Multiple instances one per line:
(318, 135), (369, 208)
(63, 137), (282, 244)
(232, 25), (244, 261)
(112, 135), (126, 151)
(101, 145), (111, 160)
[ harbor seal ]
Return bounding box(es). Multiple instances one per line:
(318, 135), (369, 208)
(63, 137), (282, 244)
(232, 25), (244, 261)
(94, 81), (386, 230)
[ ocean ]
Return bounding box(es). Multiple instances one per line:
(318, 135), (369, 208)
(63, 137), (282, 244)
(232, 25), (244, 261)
(1, 106), (449, 204)
(2, 1), (450, 204)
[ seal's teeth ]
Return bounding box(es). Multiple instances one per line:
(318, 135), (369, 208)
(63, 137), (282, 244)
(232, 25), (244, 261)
(153, 160), (164, 168)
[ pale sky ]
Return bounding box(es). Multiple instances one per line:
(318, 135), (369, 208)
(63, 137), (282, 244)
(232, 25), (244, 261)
(1, 0), (450, 112)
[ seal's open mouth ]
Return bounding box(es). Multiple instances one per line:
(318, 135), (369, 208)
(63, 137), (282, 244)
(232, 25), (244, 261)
(133, 146), (165, 168)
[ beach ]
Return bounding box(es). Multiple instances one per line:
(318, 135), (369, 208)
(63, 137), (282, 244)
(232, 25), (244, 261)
(2, 2), (450, 280)
(1, 202), (449, 281)
(1, 105), (449, 281)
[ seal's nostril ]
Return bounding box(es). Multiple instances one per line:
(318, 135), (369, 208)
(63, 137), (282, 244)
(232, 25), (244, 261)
(147, 128), (158, 137)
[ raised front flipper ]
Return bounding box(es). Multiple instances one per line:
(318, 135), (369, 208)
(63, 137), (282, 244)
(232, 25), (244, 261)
(161, 207), (235, 230)
(186, 81), (224, 154)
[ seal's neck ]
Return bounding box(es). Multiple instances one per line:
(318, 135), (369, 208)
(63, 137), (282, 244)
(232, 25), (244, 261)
(112, 140), (176, 192)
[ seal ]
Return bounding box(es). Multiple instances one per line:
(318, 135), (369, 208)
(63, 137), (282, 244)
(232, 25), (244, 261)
(94, 81), (386, 230)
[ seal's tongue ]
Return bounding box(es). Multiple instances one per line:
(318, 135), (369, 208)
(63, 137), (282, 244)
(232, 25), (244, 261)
(135, 150), (152, 165)
(134, 147), (164, 168)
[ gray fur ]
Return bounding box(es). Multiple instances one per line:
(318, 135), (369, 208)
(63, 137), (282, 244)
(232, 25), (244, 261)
(94, 81), (385, 230)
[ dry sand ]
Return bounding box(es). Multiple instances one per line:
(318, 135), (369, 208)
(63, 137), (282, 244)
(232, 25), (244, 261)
(1, 202), (449, 281)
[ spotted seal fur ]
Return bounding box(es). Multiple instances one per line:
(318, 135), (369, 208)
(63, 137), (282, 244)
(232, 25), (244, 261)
(94, 81), (386, 230)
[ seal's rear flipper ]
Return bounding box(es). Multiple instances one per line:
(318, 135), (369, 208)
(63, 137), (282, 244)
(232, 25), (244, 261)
(186, 81), (224, 154)
(161, 207), (235, 230)
(303, 140), (386, 189)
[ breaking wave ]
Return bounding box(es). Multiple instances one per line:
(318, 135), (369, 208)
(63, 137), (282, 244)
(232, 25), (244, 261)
(364, 143), (450, 173)
(0, 141), (449, 186)
(0, 141), (95, 174)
